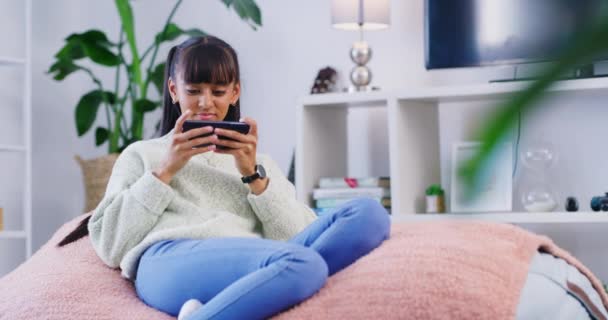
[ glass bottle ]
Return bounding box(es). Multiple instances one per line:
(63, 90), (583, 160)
(519, 140), (558, 212)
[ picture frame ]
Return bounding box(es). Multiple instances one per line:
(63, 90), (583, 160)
(450, 141), (512, 213)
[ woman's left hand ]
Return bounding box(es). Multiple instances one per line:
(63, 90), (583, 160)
(213, 117), (259, 177)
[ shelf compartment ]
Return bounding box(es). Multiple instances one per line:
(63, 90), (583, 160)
(296, 96), (390, 208)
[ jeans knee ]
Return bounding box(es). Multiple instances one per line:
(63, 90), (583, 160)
(279, 246), (328, 301)
(349, 197), (391, 238)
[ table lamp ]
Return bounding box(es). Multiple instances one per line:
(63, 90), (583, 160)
(331, 0), (390, 92)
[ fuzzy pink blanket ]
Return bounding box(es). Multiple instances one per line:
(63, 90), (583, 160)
(0, 215), (606, 320)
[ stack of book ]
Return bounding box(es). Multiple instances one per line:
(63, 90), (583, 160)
(312, 177), (391, 216)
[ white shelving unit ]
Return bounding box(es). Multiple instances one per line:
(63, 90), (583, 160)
(0, 0), (32, 277)
(296, 77), (608, 224)
(298, 78), (608, 282)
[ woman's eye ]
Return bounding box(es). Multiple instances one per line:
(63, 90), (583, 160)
(187, 89), (199, 94)
(213, 90), (226, 96)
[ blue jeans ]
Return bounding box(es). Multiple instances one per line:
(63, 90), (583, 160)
(134, 198), (391, 320)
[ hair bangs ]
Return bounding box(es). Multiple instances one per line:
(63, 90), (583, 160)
(179, 44), (237, 85)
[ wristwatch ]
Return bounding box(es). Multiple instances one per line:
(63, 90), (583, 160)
(241, 164), (267, 184)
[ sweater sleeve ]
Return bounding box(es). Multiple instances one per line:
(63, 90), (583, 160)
(88, 147), (175, 268)
(247, 155), (317, 240)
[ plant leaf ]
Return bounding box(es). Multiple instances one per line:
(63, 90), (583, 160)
(47, 59), (82, 80)
(134, 98), (158, 113)
(75, 90), (116, 136)
(154, 23), (183, 44)
(81, 42), (121, 66)
(66, 30), (115, 48)
(102, 91), (117, 105)
(75, 90), (104, 136)
(115, 0), (143, 87)
(154, 23), (207, 44)
(95, 127), (109, 146)
(54, 30), (120, 67)
(460, 18), (608, 200)
(224, 0), (262, 28)
(150, 63), (166, 95)
(54, 40), (85, 61)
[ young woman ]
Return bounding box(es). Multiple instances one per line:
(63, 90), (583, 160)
(58, 36), (391, 320)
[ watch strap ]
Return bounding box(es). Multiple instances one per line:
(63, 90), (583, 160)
(241, 172), (260, 184)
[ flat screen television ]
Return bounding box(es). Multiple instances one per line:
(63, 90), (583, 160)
(425, 0), (608, 70)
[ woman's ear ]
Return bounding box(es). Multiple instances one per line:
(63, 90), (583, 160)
(168, 77), (178, 103)
(232, 82), (241, 104)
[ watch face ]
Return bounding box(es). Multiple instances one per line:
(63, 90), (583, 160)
(256, 164), (267, 178)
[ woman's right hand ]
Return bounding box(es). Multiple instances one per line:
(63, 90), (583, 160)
(153, 110), (218, 184)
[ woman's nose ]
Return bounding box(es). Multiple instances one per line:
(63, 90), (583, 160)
(198, 95), (210, 108)
(198, 92), (211, 108)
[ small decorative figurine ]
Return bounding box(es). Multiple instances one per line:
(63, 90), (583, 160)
(565, 197), (579, 212)
(310, 67), (338, 94)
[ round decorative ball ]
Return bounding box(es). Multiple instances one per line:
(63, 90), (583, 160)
(350, 42), (372, 65)
(350, 66), (372, 87)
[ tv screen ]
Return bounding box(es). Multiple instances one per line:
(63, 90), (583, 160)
(425, 0), (608, 69)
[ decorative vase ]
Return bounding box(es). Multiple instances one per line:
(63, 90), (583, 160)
(518, 140), (558, 213)
(425, 195), (446, 213)
(75, 154), (120, 213)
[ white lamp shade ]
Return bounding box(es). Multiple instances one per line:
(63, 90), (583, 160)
(331, 0), (390, 31)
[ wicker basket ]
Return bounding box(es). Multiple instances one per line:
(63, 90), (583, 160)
(75, 153), (120, 213)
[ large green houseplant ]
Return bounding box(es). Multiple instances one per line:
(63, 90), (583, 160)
(48, 0), (261, 212)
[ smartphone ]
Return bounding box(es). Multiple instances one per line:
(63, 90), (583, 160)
(183, 120), (251, 149)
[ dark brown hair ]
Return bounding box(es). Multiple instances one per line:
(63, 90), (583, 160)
(161, 36), (241, 135)
(58, 36), (242, 247)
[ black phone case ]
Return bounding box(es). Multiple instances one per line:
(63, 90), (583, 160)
(183, 120), (251, 149)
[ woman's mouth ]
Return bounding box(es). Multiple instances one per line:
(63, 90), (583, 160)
(196, 113), (216, 120)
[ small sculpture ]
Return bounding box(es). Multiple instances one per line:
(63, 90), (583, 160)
(310, 67), (337, 94)
(565, 197), (579, 212)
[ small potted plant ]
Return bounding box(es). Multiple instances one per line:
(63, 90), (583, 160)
(425, 184), (446, 214)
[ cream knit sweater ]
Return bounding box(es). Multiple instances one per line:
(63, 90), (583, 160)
(88, 131), (317, 280)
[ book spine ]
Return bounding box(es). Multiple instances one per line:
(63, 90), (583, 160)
(313, 187), (390, 199)
(318, 177), (390, 189)
(313, 207), (335, 216)
(314, 205), (392, 216)
(316, 197), (390, 208)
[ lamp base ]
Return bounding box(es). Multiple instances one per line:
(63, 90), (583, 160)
(343, 85), (381, 93)
(346, 41), (379, 93)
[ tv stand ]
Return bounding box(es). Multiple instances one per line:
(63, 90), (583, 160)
(489, 63), (608, 83)
(490, 73), (608, 83)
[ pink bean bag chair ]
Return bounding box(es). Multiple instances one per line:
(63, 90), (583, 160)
(1, 214), (607, 319)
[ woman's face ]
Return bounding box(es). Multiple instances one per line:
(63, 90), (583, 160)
(168, 73), (240, 121)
